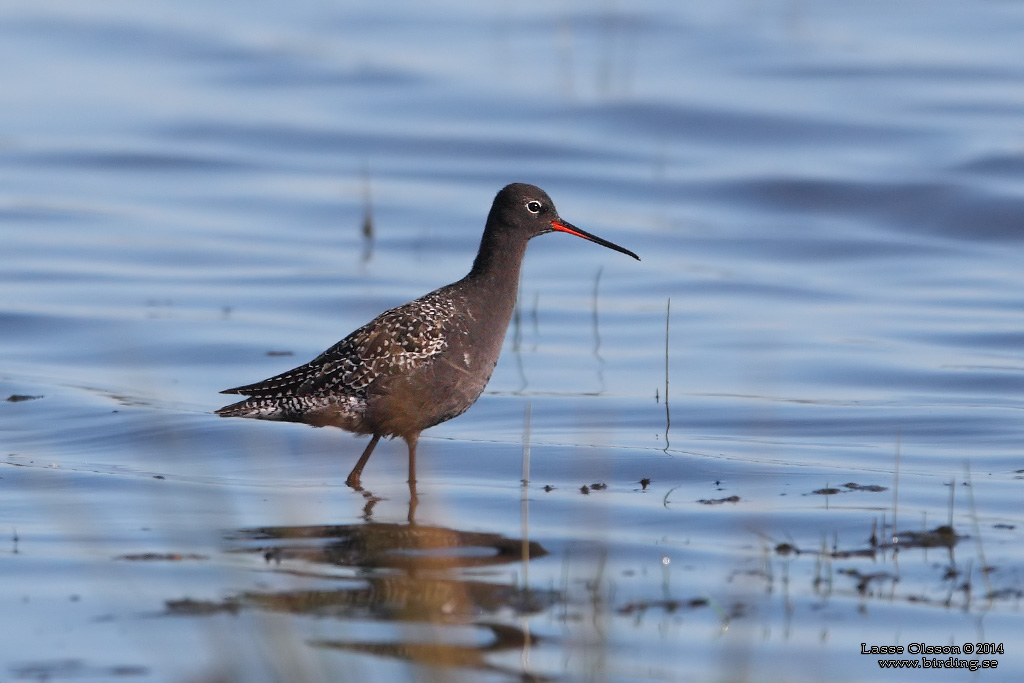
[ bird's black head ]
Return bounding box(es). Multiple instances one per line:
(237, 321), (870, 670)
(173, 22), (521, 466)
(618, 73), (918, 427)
(487, 183), (640, 260)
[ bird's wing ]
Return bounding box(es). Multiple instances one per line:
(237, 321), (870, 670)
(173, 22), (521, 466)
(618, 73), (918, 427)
(221, 288), (463, 400)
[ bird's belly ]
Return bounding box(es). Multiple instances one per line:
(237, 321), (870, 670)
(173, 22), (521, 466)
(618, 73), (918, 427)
(300, 395), (375, 433)
(365, 349), (496, 438)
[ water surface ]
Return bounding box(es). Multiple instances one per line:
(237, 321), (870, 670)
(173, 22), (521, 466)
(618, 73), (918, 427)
(2, 1), (1023, 681)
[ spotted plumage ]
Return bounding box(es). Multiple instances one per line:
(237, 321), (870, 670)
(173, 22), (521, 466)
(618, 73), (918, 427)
(217, 183), (639, 488)
(218, 286), (468, 431)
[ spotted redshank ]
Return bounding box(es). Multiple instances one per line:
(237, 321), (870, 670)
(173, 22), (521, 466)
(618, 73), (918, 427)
(217, 183), (639, 487)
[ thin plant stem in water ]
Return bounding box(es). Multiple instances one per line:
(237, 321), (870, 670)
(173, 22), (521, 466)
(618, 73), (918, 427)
(662, 485), (680, 508)
(521, 401), (532, 486)
(963, 461), (993, 608)
(948, 477), (956, 529)
(891, 431), (901, 545)
(360, 164), (374, 263)
(530, 292), (539, 352)
(520, 401), (536, 667)
(513, 284), (528, 394)
(663, 297), (671, 454)
(591, 266), (605, 394)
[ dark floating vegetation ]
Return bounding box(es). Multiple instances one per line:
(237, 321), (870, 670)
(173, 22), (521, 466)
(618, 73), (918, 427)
(166, 598), (239, 616)
(836, 568), (897, 596)
(698, 495), (740, 505)
(813, 487), (842, 495)
(5, 394), (42, 402)
(617, 596), (712, 616)
(773, 524), (961, 558)
(117, 553), (208, 562)
(8, 660), (149, 680)
(812, 482), (888, 496)
(757, 521), (1024, 608)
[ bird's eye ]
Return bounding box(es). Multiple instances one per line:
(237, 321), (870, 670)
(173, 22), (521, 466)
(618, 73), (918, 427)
(526, 200), (542, 214)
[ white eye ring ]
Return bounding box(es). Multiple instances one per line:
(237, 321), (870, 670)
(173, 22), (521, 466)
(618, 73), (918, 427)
(526, 200), (542, 214)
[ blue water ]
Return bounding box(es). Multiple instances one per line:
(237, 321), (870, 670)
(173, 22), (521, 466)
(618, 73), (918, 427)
(2, 1), (1023, 681)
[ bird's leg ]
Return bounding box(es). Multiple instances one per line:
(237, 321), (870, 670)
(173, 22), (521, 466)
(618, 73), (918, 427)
(405, 432), (419, 485)
(405, 432), (419, 523)
(346, 433), (381, 488)
(407, 485), (418, 524)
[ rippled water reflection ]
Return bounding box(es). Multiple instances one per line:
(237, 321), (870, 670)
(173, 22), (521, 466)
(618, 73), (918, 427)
(2, 1), (1024, 681)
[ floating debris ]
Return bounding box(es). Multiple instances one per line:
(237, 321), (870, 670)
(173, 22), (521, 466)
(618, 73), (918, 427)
(812, 487), (842, 495)
(617, 597), (709, 616)
(117, 553), (208, 562)
(843, 482), (887, 492)
(697, 495), (740, 505)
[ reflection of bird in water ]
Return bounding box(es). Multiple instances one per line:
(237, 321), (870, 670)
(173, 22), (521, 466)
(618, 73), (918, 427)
(229, 522), (549, 571)
(178, 522), (553, 680)
(217, 183), (639, 487)
(311, 623), (541, 678)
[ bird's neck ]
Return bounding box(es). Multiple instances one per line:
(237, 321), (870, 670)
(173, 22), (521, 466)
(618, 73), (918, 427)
(461, 225), (529, 332)
(467, 225), (529, 288)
